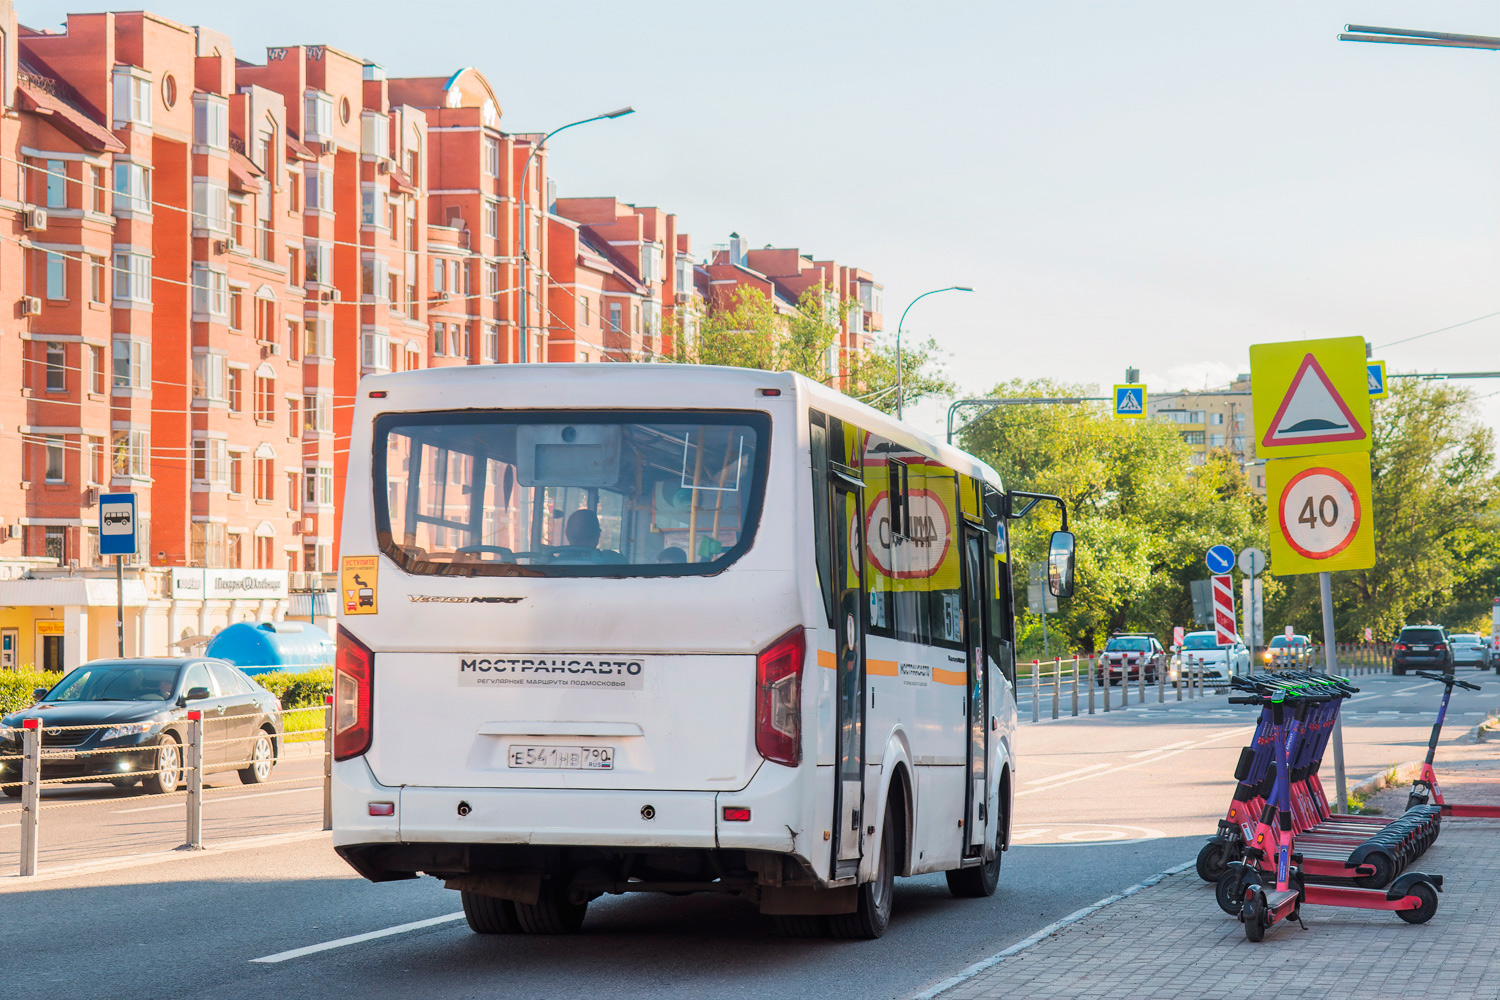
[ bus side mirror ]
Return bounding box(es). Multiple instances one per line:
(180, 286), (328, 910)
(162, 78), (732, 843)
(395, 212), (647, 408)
(1047, 530), (1075, 598)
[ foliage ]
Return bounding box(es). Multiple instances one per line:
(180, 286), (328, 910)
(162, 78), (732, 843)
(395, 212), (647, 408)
(1266, 379), (1500, 641)
(669, 287), (953, 410)
(255, 667), (333, 709)
(0, 671), (63, 717)
(960, 379), (1266, 653)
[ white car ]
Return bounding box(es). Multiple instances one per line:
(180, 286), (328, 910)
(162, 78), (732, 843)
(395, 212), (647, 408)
(1172, 631), (1251, 688)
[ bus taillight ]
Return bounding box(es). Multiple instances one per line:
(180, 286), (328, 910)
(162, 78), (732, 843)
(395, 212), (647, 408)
(334, 625), (374, 761)
(756, 628), (805, 766)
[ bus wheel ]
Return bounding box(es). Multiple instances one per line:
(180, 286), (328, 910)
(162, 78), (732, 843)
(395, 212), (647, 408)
(947, 798), (1005, 899)
(829, 800), (898, 939)
(770, 914), (828, 938)
(513, 883), (588, 934)
(461, 890), (520, 934)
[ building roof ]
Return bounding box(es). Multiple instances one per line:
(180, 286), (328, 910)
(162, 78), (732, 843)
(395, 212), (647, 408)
(16, 65), (125, 153)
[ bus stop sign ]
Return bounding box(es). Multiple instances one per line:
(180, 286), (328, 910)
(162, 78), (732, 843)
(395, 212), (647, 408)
(99, 493), (138, 556)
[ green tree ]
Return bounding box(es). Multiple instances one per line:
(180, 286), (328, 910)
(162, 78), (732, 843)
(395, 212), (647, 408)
(843, 333), (956, 414)
(960, 379), (1265, 654)
(1267, 379), (1500, 640)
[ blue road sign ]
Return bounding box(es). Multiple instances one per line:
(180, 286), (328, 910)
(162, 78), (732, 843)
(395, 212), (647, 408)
(1113, 383), (1147, 419)
(99, 493), (138, 556)
(1367, 361), (1388, 400)
(1205, 544), (1235, 575)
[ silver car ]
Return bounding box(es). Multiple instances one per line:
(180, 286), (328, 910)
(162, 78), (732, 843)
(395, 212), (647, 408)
(1449, 634), (1489, 669)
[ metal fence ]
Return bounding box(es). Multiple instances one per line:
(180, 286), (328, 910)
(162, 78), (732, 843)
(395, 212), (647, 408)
(0, 699), (333, 876)
(1018, 643), (1397, 723)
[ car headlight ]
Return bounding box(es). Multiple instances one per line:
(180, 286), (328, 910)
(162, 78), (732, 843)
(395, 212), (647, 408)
(99, 723), (156, 741)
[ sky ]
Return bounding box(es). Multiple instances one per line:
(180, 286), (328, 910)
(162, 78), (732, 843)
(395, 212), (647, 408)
(20, 0), (1500, 439)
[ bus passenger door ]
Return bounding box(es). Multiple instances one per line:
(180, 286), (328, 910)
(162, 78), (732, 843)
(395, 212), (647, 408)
(960, 528), (989, 857)
(831, 483), (866, 878)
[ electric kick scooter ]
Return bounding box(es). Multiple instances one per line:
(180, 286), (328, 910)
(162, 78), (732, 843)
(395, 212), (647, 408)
(1405, 671), (1500, 819)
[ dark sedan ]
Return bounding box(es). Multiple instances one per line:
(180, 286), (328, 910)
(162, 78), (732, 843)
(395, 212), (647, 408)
(1, 657), (283, 797)
(1392, 626), (1452, 675)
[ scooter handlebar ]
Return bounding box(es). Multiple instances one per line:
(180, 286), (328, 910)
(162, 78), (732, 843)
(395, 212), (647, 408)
(1414, 670), (1482, 691)
(1228, 696), (1264, 705)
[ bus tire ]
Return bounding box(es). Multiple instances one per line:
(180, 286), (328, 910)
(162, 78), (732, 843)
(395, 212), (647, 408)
(513, 884), (588, 935)
(947, 795), (1005, 899)
(461, 890), (520, 934)
(828, 800), (898, 939)
(770, 914), (828, 938)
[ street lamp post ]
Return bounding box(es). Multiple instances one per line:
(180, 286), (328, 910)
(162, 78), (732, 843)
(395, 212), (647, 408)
(895, 285), (972, 420)
(516, 106), (635, 363)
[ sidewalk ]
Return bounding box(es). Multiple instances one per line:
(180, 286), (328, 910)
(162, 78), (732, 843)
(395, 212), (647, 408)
(918, 740), (1500, 1000)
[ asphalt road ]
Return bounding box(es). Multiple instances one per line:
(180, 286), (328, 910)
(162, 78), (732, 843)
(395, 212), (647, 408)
(3, 670), (1495, 1000)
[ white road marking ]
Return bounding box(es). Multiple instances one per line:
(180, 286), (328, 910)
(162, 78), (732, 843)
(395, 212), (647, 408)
(114, 784), (320, 815)
(1008, 828), (1050, 841)
(250, 912), (465, 963)
(1024, 762), (1112, 785)
(1128, 739), (1197, 759)
(1017, 727), (1251, 797)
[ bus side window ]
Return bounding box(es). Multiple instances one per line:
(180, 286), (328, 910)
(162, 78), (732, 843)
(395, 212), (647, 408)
(809, 410), (836, 628)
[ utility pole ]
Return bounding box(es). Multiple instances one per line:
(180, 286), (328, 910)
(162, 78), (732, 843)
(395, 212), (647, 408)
(1340, 24), (1500, 52)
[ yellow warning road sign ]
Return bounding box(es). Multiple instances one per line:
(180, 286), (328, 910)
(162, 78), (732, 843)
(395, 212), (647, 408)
(1266, 451), (1375, 576)
(1249, 336), (1371, 459)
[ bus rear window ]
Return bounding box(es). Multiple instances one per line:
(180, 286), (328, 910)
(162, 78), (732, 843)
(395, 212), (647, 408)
(372, 410), (769, 577)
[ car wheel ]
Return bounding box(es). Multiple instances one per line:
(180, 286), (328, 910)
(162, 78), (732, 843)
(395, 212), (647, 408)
(108, 776), (139, 789)
(832, 798), (899, 938)
(239, 729), (275, 785)
(141, 734), (182, 795)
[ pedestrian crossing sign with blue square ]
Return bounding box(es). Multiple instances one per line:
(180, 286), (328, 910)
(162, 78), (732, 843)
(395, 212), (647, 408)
(1113, 383), (1147, 419)
(1367, 360), (1388, 400)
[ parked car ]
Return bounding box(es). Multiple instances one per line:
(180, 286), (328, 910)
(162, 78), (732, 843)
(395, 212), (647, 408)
(1263, 634), (1312, 668)
(0, 657), (283, 798)
(1172, 631), (1250, 688)
(1392, 625), (1452, 675)
(1449, 633), (1489, 670)
(1095, 633), (1165, 685)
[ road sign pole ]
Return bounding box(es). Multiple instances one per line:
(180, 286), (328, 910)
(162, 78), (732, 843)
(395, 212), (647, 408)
(1319, 571), (1349, 813)
(115, 555), (125, 658)
(1242, 578), (1256, 670)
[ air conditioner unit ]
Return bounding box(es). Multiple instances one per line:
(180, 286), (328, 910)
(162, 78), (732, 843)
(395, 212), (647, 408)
(21, 296), (42, 316)
(212, 239), (231, 255)
(291, 522), (305, 535)
(434, 290), (449, 302)
(258, 339), (281, 356)
(5, 525), (18, 539)
(321, 288), (340, 303)
(376, 160), (390, 175)
(84, 487), (100, 506)
(303, 516), (314, 532)
(24, 208), (47, 232)
(320, 140), (337, 155)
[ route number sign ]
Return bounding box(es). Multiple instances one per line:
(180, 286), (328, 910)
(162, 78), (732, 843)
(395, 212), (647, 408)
(1267, 451), (1374, 576)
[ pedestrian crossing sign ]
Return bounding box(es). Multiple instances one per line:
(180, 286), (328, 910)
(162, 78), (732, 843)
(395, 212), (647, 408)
(1367, 360), (1388, 400)
(1113, 383), (1147, 419)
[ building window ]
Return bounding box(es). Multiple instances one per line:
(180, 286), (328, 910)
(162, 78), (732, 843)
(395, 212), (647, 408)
(303, 392), (332, 433)
(287, 397), (300, 438)
(483, 324), (500, 363)
(113, 162), (151, 214)
(112, 339), (150, 391)
(361, 111), (390, 159)
(1209, 433), (1225, 448)
(89, 256), (106, 303)
(1182, 431), (1206, 445)
(228, 451), (244, 494)
(255, 296), (277, 343)
(285, 471), (300, 512)
(112, 69), (152, 128)
(229, 288), (245, 331)
(286, 319), (301, 358)
(193, 95), (229, 150)
(609, 302), (622, 332)
(192, 438), (228, 483)
(112, 252), (152, 304)
(192, 352), (228, 402)
(483, 136), (500, 177)
(45, 159), (67, 208)
(90, 166), (107, 213)
(306, 166), (333, 212)
(1209, 412), (1225, 426)
(228, 367), (244, 412)
(45, 251), (66, 300)
(45, 342), (66, 391)
(191, 179), (230, 234)
(112, 429), (149, 478)
(453, 324), (469, 358)
(304, 315), (332, 357)
(1234, 435), (1247, 452)
(43, 526), (65, 562)
(254, 371), (276, 422)
(432, 322), (446, 356)
(191, 265), (229, 317)
(86, 435), (105, 484)
(305, 465), (334, 506)
(304, 240), (332, 285)
(483, 200), (498, 238)
(254, 453), (275, 501)
(304, 91), (334, 141)
(362, 330), (391, 371)
(44, 435), (65, 482)
(361, 256), (388, 299)
(230, 201), (246, 247)
(89, 346), (105, 394)
(483, 263), (498, 295)
(190, 522), (227, 568)
(361, 183), (385, 226)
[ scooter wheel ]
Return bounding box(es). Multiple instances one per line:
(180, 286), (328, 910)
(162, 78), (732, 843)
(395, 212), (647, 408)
(1243, 890), (1267, 942)
(1216, 865), (1258, 916)
(1396, 882), (1439, 924)
(1354, 851), (1396, 890)
(1197, 841), (1231, 883)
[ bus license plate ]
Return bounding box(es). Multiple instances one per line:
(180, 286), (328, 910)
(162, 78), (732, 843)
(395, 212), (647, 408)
(508, 745), (614, 770)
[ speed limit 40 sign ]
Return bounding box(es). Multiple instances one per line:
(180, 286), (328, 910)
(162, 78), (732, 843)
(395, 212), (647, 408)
(1267, 451), (1375, 575)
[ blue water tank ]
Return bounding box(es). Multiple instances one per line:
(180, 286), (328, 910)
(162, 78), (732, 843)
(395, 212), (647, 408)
(205, 621), (335, 676)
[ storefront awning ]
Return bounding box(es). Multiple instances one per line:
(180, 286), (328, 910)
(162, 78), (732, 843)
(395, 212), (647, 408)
(0, 577), (149, 608)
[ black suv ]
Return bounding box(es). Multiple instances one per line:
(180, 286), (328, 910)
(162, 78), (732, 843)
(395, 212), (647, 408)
(1393, 625), (1452, 675)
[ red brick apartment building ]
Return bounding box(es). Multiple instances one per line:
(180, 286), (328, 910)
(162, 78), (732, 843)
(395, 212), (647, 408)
(0, 1), (880, 670)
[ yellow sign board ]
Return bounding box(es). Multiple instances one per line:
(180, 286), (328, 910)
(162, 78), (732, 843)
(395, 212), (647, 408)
(1266, 451), (1375, 576)
(340, 555), (379, 615)
(35, 620), (64, 636)
(1249, 336), (1371, 459)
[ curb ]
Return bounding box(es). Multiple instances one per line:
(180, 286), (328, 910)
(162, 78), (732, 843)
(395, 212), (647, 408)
(1458, 714), (1500, 745)
(1349, 761), (1422, 799)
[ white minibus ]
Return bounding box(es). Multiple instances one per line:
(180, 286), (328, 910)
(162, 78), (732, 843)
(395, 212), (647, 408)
(332, 364), (1074, 938)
